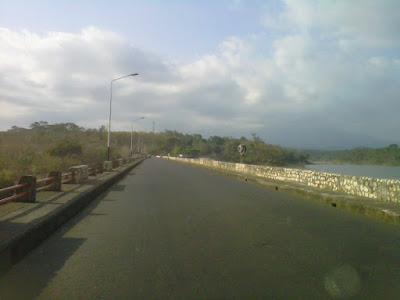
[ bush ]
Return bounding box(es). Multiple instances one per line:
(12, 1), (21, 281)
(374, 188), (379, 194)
(49, 140), (82, 157)
(0, 169), (14, 189)
(82, 145), (108, 164)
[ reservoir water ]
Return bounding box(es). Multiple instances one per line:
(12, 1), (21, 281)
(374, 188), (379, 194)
(305, 163), (400, 180)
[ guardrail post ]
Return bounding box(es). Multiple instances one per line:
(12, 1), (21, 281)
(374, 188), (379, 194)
(48, 171), (62, 191)
(68, 166), (89, 184)
(104, 161), (113, 171)
(17, 176), (36, 203)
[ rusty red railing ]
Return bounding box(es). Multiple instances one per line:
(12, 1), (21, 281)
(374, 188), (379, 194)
(88, 166), (97, 176)
(61, 172), (73, 184)
(36, 175), (56, 192)
(0, 182), (28, 205)
(0, 157), (138, 206)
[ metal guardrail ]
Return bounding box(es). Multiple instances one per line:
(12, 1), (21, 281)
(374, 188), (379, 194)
(0, 157), (139, 206)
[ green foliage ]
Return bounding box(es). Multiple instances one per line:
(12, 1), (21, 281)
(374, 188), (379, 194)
(14, 146), (39, 175)
(82, 145), (108, 165)
(185, 148), (200, 157)
(202, 133), (309, 166)
(49, 140), (83, 157)
(171, 146), (183, 155)
(170, 145), (201, 157)
(0, 155), (14, 188)
(0, 169), (14, 189)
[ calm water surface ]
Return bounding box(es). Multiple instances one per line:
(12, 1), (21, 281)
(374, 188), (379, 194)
(305, 163), (400, 180)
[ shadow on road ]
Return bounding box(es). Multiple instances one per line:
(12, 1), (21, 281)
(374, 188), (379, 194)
(0, 235), (86, 299)
(0, 184), (110, 298)
(109, 184), (126, 192)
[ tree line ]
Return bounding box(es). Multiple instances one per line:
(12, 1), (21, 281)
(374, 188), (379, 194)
(304, 144), (400, 166)
(0, 121), (309, 188)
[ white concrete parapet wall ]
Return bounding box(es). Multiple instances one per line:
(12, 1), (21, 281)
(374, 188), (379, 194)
(166, 157), (400, 204)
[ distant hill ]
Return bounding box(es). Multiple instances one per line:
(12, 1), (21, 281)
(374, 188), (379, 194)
(303, 144), (400, 166)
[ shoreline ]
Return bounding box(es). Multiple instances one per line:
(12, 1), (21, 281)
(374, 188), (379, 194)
(307, 161), (400, 167)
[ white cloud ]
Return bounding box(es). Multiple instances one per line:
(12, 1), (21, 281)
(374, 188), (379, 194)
(273, 34), (312, 73)
(280, 0), (400, 48)
(0, 3), (399, 150)
(0, 100), (31, 119)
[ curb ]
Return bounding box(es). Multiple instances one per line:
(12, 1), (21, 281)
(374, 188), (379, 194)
(0, 158), (145, 274)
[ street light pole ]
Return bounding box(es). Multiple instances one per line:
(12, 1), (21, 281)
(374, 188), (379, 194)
(107, 73), (139, 161)
(138, 133), (140, 154)
(131, 117), (144, 157)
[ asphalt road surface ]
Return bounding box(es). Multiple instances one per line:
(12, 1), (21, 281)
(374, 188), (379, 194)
(0, 158), (399, 299)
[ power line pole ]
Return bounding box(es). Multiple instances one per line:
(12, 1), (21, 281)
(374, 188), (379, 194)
(152, 121), (155, 133)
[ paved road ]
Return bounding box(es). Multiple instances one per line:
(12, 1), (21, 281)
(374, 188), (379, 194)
(0, 158), (399, 299)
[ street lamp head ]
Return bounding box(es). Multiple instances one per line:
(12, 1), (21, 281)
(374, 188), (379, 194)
(130, 73), (139, 76)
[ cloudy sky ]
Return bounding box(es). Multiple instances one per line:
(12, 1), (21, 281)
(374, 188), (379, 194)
(0, 0), (399, 149)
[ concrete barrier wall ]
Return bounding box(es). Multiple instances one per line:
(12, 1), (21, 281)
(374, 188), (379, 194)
(167, 157), (400, 203)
